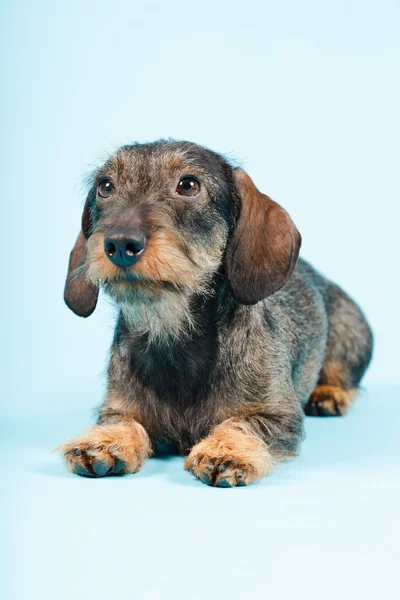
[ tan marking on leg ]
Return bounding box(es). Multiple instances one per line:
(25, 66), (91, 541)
(305, 385), (357, 417)
(55, 420), (151, 477)
(318, 360), (350, 388)
(185, 419), (273, 487)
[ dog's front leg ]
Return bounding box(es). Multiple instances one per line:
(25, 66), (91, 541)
(185, 401), (304, 487)
(56, 396), (151, 478)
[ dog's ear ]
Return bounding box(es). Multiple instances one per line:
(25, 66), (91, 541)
(64, 197), (99, 317)
(225, 168), (301, 305)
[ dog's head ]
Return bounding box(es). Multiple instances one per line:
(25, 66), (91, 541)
(65, 140), (301, 322)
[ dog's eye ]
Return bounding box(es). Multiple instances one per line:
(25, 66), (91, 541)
(176, 176), (201, 197)
(97, 179), (114, 199)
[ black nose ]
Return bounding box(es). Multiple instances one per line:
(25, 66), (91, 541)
(104, 227), (146, 268)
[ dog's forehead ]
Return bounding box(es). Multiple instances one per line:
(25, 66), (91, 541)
(100, 141), (229, 191)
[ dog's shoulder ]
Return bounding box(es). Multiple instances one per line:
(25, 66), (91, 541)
(259, 257), (329, 337)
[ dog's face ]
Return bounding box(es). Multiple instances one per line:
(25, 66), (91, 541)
(83, 142), (233, 306)
(65, 140), (301, 329)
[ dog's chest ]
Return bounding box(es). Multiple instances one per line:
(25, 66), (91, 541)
(130, 339), (217, 404)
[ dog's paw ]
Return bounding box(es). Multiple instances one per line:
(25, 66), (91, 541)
(55, 423), (151, 477)
(185, 421), (273, 487)
(305, 385), (356, 417)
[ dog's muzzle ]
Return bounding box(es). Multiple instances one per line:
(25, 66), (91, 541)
(104, 226), (146, 268)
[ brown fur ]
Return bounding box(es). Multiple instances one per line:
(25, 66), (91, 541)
(86, 229), (199, 290)
(86, 232), (121, 282)
(134, 230), (197, 286)
(56, 420), (151, 477)
(318, 360), (351, 388)
(305, 385), (356, 416)
(185, 418), (273, 487)
(64, 232), (98, 317)
(225, 169), (301, 305)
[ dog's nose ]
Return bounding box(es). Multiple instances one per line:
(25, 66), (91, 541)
(104, 227), (146, 268)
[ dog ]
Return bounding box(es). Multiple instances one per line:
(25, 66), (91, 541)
(57, 140), (373, 487)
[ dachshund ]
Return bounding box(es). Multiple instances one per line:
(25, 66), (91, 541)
(57, 140), (373, 487)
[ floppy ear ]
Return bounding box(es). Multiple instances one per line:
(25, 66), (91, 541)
(64, 198), (99, 317)
(225, 168), (301, 305)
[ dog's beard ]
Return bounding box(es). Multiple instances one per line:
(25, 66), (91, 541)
(103, 277), (210, 345)
(85, 230), (226, 343)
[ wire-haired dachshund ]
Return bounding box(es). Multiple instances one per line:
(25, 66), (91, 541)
(57, 140), (373, 487)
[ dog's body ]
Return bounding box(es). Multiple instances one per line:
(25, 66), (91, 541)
(58, 140), (373, 486)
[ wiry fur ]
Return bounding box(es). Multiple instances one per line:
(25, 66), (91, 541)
(57, 140), (373, 487)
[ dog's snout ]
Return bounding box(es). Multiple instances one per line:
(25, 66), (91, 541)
(104, 227), (146, 268)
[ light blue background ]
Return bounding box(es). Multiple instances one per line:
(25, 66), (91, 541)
(2, 1), (399, 599)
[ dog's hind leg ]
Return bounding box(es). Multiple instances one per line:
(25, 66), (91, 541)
(305, 281), (373, 417)
(305, 383), (357, 417)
